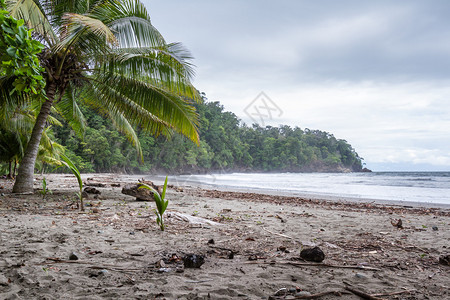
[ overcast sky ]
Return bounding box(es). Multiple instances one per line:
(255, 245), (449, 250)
(142, 0), (450, 171)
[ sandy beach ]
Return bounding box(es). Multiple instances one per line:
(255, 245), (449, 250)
(0, 173), (448, 299)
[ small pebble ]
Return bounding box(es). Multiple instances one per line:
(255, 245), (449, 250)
(98, 269), (108, 276)
(129, 231), (135, 235)
(156, 268), (171, 273)
(97, 230), (103, 234)
(288, 288), (297, 294)
(300, 246), (325, 262)
(355, 273), (367, 279)
(69, 252), (79, 260)
(432, 226), (438, 231)
(183, 254), (205, 268)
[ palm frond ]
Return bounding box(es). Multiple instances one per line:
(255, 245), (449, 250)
(53, 84), (86, 137)
(93, 0), (165, 48)
(55, 12), (118, 53)
(86, 72), (199, 144)
(103, 109), (143, 162)
(7, 0), (57, 45)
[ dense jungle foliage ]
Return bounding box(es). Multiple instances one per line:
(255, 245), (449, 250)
(31, 98), (363, 174)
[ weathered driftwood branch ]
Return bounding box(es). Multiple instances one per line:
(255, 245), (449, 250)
(292, 290), (344, 299)
(244, 260), (381, 271)
(343, 282), (386, 300)
(166, 211), (222, 226)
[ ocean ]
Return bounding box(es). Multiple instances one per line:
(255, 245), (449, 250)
(169, 172), (450, 207)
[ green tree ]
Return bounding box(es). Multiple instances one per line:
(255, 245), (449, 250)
(6, 0), (200, 193)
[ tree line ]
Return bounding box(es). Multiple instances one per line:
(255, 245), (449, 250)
(45, 98), (364, 174)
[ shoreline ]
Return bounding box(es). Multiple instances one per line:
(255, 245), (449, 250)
(148, 173), (450, 210)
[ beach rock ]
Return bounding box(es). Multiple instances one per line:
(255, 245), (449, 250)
(432, 226), (439, 231)
(84, 187), (101, 194)
(121, 184), (154, 201)
(391, 219), (403, 229)
(69, 252), (79, 260)
(300, 246), (325, 262)
(183, 254), (205, 268)
(439, 254), (449, 266)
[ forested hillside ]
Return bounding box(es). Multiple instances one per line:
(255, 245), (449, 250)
(50, 99), (364, 174)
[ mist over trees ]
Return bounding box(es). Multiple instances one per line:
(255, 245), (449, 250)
(45, 98), (363, 174)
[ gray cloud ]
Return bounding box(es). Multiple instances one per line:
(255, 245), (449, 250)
(144, 0), (450, 170)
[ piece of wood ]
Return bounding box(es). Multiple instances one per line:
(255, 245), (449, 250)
(244, 260), (381, 271)
(343, 283), (385, 300)
(372, 289), (416, 297)
(41, 258), (141, 272)
(292, 290), (344, 299)
(261, 227), (295, 240)
(166, 211), (222, 226)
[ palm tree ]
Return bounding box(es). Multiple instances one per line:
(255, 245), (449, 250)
(6, 0), (200, 193)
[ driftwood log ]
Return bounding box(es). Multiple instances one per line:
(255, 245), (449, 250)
(121, 183), (155, 201)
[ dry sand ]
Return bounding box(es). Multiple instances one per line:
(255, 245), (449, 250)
(0, 173), (449, 300)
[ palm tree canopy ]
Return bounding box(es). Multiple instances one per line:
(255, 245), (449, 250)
(7, 0), (200, 145)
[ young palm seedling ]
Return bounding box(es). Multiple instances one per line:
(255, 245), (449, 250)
(39, 177), (52, 199)
(59, 153), (84, 211)
(138, 176), (169, 231)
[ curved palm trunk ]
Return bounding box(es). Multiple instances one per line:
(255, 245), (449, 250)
(12, 83), (57, 193)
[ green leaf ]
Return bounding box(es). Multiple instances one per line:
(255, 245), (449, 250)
(6, 47), (17, 57)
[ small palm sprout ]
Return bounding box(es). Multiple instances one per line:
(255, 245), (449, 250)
(39, 177), (52, 199)
(59, 153), (84, 211)
(139, 176), (169, 231)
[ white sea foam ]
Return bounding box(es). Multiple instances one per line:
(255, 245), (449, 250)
(169, 172), (450, 206)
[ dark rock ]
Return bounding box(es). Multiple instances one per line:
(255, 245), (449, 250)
(432, 226), (439, 231)
(207, 239), (215, 244)
(111, 183), (121, 187)
(300, 246), (325, 262)
(439, 254), (449, 266)
(183, 254), (205, 268)
(391, 218), (403, 229)
(84, 187), (101, 194)
(69, 252), (79, 260)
